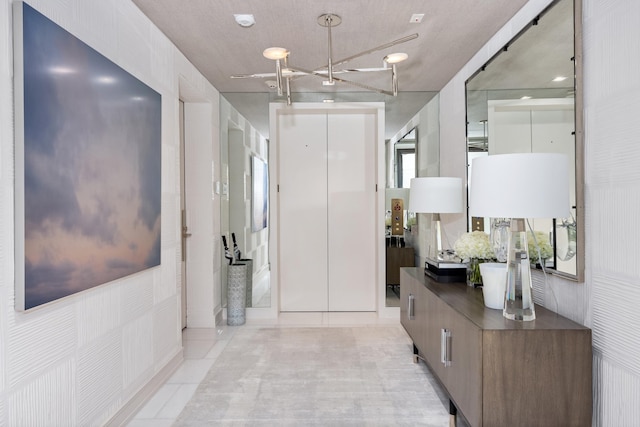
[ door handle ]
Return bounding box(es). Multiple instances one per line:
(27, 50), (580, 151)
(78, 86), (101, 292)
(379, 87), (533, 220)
(441, 328), (452, 367)
(408, 294), (415, 320)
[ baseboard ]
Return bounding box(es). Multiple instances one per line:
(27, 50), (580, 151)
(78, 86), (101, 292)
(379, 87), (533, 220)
(104, 348), (183, 427)
(215, 306), (224, 326)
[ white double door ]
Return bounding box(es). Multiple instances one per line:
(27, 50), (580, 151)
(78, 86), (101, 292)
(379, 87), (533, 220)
(278, 111), (377, 312)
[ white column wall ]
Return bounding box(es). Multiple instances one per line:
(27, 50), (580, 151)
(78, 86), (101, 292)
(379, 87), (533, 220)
(0, 0), (221, 425)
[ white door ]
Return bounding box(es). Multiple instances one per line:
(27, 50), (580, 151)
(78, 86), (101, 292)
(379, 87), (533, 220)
(278, 113), (329, 311)
(327, 112), (377, 311)
(278, 110), (377, 312)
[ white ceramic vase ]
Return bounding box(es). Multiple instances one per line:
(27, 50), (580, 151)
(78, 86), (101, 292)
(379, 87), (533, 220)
(479, 262), (507, 310)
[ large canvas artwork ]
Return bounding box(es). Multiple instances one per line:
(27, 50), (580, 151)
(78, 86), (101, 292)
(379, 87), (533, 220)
(251, 156), (268, 232)
(13, 2), (162, 311)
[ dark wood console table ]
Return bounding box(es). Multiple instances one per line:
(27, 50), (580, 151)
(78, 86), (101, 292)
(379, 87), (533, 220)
(400, 267), (592, 427)
(386, 246), (414, 286)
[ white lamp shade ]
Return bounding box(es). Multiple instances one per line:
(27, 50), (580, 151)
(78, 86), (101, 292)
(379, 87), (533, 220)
(408, 177), (463, 213)
(385, 188), (410, 210)
(469, 153), (570, 219)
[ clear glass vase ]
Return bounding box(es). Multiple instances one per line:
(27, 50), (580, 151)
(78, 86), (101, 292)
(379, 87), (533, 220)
(467, 258), (483, 287)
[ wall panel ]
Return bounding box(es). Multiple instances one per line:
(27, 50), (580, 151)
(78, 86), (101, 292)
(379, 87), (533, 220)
(153, 296), (180, 367)
(8, 359), (74, 426)
(77, 329), (121, 425)
(77, 288), (122, 347)
(6, 306), (76, 388)
(122, 313), (154, 394)
(121, 273), (154, 325)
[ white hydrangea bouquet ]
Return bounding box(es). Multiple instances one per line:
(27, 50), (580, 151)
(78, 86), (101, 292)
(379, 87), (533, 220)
(528, 230), (553, 264)
(454, 231), (496, 286)
(453, 231), (495, 261)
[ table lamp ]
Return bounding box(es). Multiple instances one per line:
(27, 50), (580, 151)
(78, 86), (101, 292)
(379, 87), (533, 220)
(469, 153), (569, 321)
(409, 177), (466, 282)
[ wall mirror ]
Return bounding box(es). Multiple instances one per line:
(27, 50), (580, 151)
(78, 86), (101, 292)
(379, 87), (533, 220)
(465, 0), (584, 281)
(222, 92), (436, 311)
(385, 127), (418, 308)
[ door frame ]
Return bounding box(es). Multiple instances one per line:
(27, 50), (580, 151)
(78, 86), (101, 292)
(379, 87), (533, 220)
(269, 102), (392, 317)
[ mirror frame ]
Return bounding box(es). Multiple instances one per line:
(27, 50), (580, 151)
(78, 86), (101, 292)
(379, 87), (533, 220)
(464, 0), (584, 282)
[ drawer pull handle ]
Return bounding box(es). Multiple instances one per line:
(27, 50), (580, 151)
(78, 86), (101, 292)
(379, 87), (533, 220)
(441, 328), (452, 367)
(408, 294), (415, 320)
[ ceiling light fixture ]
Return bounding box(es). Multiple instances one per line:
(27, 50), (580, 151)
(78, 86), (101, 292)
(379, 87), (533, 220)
(234, 14), (255, 28)
(552, 76), (567, 82)
(232, 13), (418, 105)
(384, 52), (408, 64)
(262, 47), (288, 60)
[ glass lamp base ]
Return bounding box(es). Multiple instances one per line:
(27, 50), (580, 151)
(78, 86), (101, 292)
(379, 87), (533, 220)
(503, 218), (536, 321)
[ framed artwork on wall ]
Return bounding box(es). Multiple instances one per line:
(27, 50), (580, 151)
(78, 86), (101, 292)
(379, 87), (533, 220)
(251, 156), (268, 232)
(13, 1), (162, 311)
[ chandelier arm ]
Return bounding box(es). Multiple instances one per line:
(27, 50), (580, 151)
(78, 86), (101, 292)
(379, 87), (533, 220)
(275, 59), (283, 96)
(287, 33), (417, 83)
(290, 65), (394, 95)
(327, 33), (418, 69)
(330, 76), (394, 96)
(392, 63), (398, 96)
(230, 72), (279, 79)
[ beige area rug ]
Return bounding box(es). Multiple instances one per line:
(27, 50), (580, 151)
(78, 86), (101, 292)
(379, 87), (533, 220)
(174, 326), (450, 426)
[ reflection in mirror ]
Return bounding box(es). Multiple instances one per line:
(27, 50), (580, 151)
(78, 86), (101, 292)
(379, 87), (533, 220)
(465, 0), (583, 280)
(221, 92), (436, 310)
(385, 128), (418, 308)
(220, 94), (271, 309)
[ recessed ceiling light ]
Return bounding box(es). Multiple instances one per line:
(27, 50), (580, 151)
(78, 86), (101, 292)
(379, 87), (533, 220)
(234, 14), (255, 28)
(521, 95), (532, 100)
(49, 66), (75, 75)
(552, 76), (567, 82)
(410, 13), (424, 23)
(95, 76), (116, 84)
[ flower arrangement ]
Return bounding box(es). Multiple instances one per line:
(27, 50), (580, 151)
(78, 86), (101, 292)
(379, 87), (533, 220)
(453, 231), (495, 261)
(528, 230), (553, 263)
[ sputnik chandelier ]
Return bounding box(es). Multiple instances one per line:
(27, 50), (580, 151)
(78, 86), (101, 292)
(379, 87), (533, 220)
(231, 13), (418, 105)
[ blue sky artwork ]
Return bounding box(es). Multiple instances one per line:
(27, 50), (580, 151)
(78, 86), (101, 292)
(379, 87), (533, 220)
(19, 2), (161, 309)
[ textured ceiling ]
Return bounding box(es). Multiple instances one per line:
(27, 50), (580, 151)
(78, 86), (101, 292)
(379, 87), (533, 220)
(132, 0), (531, 138)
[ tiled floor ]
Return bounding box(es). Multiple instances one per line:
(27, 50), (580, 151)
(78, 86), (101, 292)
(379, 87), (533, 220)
(127, 327), (239, 427)
(127, 317), (464, 426)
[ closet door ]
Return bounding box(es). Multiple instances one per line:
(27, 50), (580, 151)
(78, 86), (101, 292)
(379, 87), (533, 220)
(278, 113), (329, 311)
(327, 112), (377, 311)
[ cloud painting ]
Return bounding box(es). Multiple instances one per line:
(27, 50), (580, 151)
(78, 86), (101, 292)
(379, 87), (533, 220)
(16, 2), (161, 310)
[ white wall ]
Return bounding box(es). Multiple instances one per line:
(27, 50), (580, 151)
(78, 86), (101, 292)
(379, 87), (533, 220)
(438, 0), (640, 424)
(0, 0), (220, 424)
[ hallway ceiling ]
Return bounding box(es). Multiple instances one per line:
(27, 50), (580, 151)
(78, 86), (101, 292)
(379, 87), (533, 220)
(132, 0), (530, 138)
